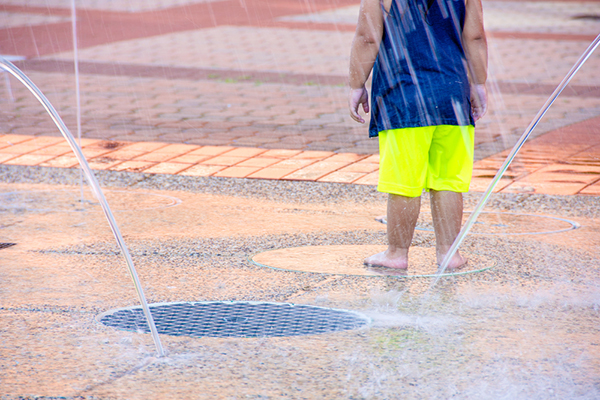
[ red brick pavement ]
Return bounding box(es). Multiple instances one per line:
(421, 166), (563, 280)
(1, 0), (599, 195)
(2, 112), (600, 194)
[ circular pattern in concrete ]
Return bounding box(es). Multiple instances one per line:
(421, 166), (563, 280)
(0, 189), (181, 212)
(251, 245), (494, 277)
(376, 211), (579, 235)
(98, 301), (370, 338)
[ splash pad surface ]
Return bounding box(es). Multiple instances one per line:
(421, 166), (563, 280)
(2, 173), (600, 399)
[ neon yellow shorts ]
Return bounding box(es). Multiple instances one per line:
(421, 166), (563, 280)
(377, 125), (475, 197)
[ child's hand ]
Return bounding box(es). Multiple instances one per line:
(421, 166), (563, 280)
(349, 87), (369, 124)
(471, 84), (487, 121)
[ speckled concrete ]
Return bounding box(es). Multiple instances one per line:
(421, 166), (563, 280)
(1, 164), (600, 399)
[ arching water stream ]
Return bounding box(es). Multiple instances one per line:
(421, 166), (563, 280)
(0, 57), (166, 357)
(436, 33), (600, 280)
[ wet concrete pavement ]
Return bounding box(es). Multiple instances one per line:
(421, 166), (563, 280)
(1, 168), (600, 398)
(1, 0), (600, 398)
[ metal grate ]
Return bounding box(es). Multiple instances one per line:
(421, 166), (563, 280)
(0, 243), (16, 250)
(98, 301), (370, 338)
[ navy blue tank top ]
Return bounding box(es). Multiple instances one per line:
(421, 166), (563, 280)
(369, 0), (473, 137)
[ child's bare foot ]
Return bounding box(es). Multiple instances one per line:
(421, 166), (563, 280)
(437, 251), (467, 270)
(364, 249), (408, 269)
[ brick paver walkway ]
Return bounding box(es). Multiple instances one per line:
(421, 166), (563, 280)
(0, 0), (599, 195)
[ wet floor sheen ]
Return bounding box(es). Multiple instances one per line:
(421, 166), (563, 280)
(1, 174), (599, 399)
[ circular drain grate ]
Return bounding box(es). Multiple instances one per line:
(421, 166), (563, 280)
(98, 301), (370, 338)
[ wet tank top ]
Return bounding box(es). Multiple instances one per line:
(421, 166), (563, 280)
(369, 0), (473, 137)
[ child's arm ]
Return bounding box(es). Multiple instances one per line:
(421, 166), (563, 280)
(463, 0), (488, 120)
(348, 0), (384, 124)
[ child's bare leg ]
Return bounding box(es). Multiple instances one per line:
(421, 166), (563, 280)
(365, 194), (421, 269)
(430, 190), (467, 269)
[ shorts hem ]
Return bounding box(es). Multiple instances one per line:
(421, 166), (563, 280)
(427, 186), (470, 193)
(428, 181), (471, 193)
(377, 182), (424, 197)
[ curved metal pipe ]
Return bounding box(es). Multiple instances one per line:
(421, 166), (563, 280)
(434, 33), (600, 285)
(0, 57), (166, 357)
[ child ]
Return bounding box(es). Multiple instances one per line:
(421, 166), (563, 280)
(349, 0), (488, 269)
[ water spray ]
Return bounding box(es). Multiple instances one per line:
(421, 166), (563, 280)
(433, 33), (600, 286)
(70, 0), (85, 201)
(0, 57), (166, 357)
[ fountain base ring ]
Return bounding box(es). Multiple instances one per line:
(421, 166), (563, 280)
(251, 245), (495, 277)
